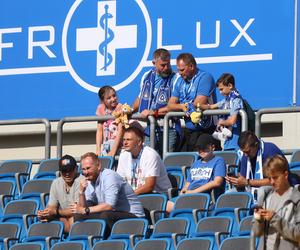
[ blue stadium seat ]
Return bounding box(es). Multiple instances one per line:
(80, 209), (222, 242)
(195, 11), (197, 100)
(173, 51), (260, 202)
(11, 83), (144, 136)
(0, 199), (39, 240)
(150, 217), (190, 249)
(66, 219), (106, 248)
(0, 180), (15, 215)
(0, 222), (21, 250)
(108, 218), (148, 249)
(192, 216), (233, 250)
(9, 242), (44, 250)
(176, 237), (214, 250)
(21, 221), (64, 249)
(99, 156), (114, 170)
(219, 235), (251, 250)
(33, 158), (60, 180)
(290, 149), (300, 163)
(134, 239), (171, 250)
(163, 152), (198, 198)
(93, 239), (128, 250)
(51, 241), (86, 250)
(169, 193), (211, 234)
(236, 215), (253, 236)
(18, 179), (53, 210)
(212, 192), (253, 235)
(0, 160), (32, 197)
(213, 151), (239, 166)
(138, 193), (167, 225)
(164, 152), (198, 178)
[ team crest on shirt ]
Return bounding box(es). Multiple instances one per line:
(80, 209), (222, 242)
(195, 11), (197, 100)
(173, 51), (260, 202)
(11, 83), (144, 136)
(157, 92), (167, 104)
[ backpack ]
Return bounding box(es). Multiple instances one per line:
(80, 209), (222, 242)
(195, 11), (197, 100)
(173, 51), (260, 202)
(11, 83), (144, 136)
(242, 98), (256, 132)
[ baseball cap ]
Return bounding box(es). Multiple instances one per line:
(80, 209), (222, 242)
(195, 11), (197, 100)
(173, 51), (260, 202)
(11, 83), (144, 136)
(59, 154), (77, 173)
(195, 133), (215, 151)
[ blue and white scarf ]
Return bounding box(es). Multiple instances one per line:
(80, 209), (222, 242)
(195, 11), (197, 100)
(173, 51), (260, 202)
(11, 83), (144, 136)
(138, 68), (174, 112)
(245, 140), (264, 196)
(220, 90), (240, 120)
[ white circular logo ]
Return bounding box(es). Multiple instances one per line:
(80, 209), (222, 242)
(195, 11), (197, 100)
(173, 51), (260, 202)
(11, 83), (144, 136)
(62, 0), (152, 92)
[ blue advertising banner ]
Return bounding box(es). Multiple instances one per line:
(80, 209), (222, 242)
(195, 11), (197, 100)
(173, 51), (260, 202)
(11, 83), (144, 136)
(0, 0), (297, 120)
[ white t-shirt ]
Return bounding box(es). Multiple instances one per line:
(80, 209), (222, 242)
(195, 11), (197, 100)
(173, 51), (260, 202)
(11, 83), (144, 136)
(117, 146), (171, 194)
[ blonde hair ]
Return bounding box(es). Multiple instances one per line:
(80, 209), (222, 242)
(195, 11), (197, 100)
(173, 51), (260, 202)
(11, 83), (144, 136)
(80, 152), (100, 167)
(263, 154), (288, 177)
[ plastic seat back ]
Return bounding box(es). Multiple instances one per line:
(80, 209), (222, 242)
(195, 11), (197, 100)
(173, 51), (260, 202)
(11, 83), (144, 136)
(170, 193), (211, 233)
(110, 218), (148, 237)
(290, 150), (300, 163)
(195, 216), (233, 235)
(164, 152), (198, 183)
(163, 152), (198, 168)
(27, 221), (64, 238)
(134, 239), (171, 250)
(23, 221), (64, 249)
(0, 222), (20, 250)
(19, 179), (53, 209)
(194, 216), (233, 250)
(9, 242), (44, 250)
(2, 199), (39, 240)
(3, 199), (38, 216)
(0, 160), (32, 196)
(213, 192), (253, 234)
(109, 218), (148, 248)
(220, 236), (251, 250)
(0, 160), (32, 175)
(93, 239), (128, 250)
(51, 241), (85, 250)
(237, 216), (253, 236)
(151, 218), (190, 248)
(177, 237), (213, 250)
(68, 219), (106, 247)
(0, 180), (15, 213)
(138, 194), (167, 225)
(34, 159), (60, 180)
(99, 156), (114, 170)
(213, 151), (239, 166)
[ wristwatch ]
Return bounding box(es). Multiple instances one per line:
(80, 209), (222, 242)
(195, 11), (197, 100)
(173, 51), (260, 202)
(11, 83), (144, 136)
(85, 207), (90, 215)
(246, 179), (251, 187)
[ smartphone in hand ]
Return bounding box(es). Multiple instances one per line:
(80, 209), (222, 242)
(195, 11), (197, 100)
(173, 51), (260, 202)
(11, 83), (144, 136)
(227, 171), (236, 178)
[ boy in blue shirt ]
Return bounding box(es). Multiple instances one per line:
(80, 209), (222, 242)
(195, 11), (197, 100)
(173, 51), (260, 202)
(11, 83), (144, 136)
(181, 133), (226, 200)
(166, 134), (226, 212)
(201, 73), (243, 150)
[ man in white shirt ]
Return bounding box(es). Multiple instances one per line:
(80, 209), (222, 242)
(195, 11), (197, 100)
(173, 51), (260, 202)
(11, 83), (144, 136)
(117, 126), (171, 195)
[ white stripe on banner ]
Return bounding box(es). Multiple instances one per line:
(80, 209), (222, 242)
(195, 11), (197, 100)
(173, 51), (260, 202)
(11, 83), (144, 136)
(0, 53), (272, 76)
(0, 66), (69, 76)
(143, 53), (273, 67)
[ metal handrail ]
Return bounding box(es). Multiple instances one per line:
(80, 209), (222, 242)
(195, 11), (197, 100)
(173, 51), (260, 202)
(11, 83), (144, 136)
(255, 106), (300, 155)
(163, 109), (247, 158)
(56, 114), (155, 158)
(0, 118), (51, 159)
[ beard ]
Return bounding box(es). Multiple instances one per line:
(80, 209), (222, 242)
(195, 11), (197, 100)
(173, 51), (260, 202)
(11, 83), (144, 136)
(158, 68), (172, 78)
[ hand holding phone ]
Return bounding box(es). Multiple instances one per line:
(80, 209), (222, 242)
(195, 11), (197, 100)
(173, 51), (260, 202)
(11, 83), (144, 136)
(227, 172), (236, 178)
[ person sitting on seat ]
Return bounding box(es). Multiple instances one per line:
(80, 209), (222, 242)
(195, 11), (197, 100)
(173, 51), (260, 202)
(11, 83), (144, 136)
(167, 134), (226, 211)
(37, 154), (84, 233)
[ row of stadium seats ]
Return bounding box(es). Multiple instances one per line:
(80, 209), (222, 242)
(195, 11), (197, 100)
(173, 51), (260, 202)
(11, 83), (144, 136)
(1, 213), (254, 250)
(0, 191), (254, 249)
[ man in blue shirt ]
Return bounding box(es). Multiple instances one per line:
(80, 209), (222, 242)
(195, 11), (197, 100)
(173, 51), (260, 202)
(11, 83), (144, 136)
(70, 152), (145, 237)
(168, 53), (219, 151)
(133, 48), (179, 155)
